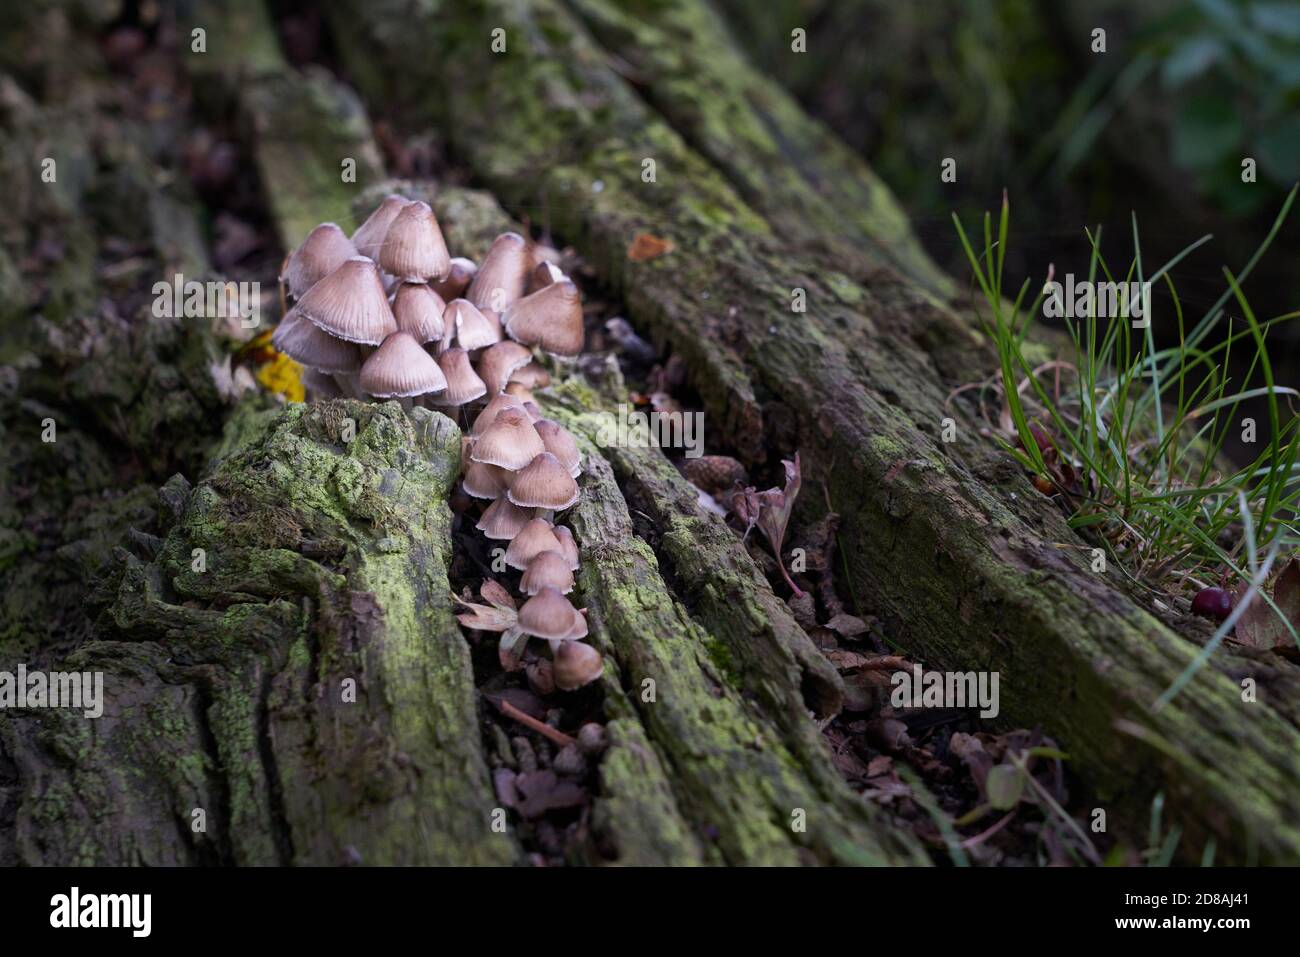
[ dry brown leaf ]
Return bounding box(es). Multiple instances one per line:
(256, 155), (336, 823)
(627, 232), (674, 262)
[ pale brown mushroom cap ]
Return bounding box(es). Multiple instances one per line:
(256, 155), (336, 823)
(503, 280), (584, 357)
(470, 392), (527, 437)
(553, 525), (581, 571)
(462, 460), (514, 500)
(466, 231), (530, 312)
(445, 298), (502, 351)
(504, 517), (562, 570)
(283, 223), (357, 299)
(295, 256), (398, 345)
(504, 382), (535, 404)
(553, 639), (603, 690)
(476, 495), (535, 540)
(517, 586), (581, 640)
(509, 361), (551, 389)
(434, 347), (488, 406)
(360, 331), (449, 398)
(392, 281), (447, 343)
(520, 549), (575, 595)
(272, 310), (362, 374)
(521, 401), (544, 423)
(471, 407), (545, 470)
(477, 340), (533, 395)
(351, 195), (411, 258)
(378, 200), (451, 282)
(508, 452), (580, 510)
(533, 419), (582, 477)
(432, 256), (477, 301)
(527, 260), (565, 295)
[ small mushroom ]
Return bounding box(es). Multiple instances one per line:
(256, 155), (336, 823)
(432, 256), (478, 301)
(517, 586), (583, 640)
(294, 256), (398, 345)
(504, 517), (562, 570)
(351, 194), (410, 258)
(435, 347), (488, 406)
(552, 639), (603, 691)
(477, 340), (533, 395)
(462, 460), (514, 500)
(552, 525), (580, 571)
(503, 382), (535, 404)
(392, 281), (447, 344)
(359, 331), (448, 408)
(466, 231), (530, 312)
(508, 361), (551, 389)
(527, 260), (565, 294)
(520, 550), (575, 596)
(502, 280), (584, 357)
(272, 311), (363, 397)
(379, 200), (451, 283)
(283, 223), (357, 299)
(471, 393), (527, 437)
(508, 452), (580, 511)
(471, 407), (545, 470)
(532, 419), (582, 477)
(445, 298), (501, 351)
(476, 495), (535, 540)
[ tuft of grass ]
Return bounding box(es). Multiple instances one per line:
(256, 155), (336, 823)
(951, 188), (1300, 702)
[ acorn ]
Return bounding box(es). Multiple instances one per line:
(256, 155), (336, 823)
(1191, 586), (1233, 621)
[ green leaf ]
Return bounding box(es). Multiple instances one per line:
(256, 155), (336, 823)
(986, 763), (1025, 810)
(1174, 94), (1244, 169)
(1161, 36), (1225, 88)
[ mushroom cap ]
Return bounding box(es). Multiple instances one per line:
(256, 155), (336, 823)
(360, 331), (449, 398)
(503, 280), (584, 357)
(533, 419), (582, 477)
(295, 256), (398, 345)
(283, 223), (357, 299)
(520, 550), (575, 595)
(272, 310), (362, 373)
(504, 382), (535, 404)
(508, 452), (580, 510)
(517, 586), (581, 640)
(471, 407), (545, 470)
(351, 195), (411, 258)
(527, 260), (565, 294)
(466, 231), (530, 312)
(508, 361), (551, 389)
(476, 495), (534, 540)
(462, 460), (514, 500)
(504, 517), (562, 570)
(431, 256), (477, 301)
(521, 401), (544, 423)
(470, 392), (527, 437)
(477, 340), (533, 395)
(553, 639), (603, 690)
(552, 525), (581, 571)
(377, 200), (451, 282)
(434, 347), (488, 406)
(445, 298), (501, 351)
(392, 281), (447, 343)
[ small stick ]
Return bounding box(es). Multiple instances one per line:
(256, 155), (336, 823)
(496, 698), (576, 749)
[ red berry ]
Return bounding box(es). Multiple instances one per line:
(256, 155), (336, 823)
(1191, 586), (1233, 621)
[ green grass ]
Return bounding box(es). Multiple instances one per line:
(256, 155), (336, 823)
(951, 188), (1300, 702)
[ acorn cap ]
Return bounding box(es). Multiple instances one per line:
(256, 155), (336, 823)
(517, 586), (581, 640)
(351, 195), (411, 258)
(509, 361), (551, 389)
(360, 331), (449, 398)
(553, 525), (580, 571)
(471, 392), (527, 437)
(466, 232), (530, 312)
(520, 550), (575, 595)
(283, 223), (357, 299)
(392, 281), (447, 343)
(527, 260), (565, 294)
(301, 366), (344, 398)
(476, 495), (535, 540)
(432, 256), (477, 301)
(445, 298), (501, 351)
(471, 407), (545, 470)
(533, 419), (582, 477)
(377, 200), (451, 282)
(434, 347), (488, 406)
(296, 256), (398, 344)
(477, 340), (533, 395)
(508, 452), (580, 510)
(462, 460), (513, 500)
(503, 280), (584, 357)
(553, 639), (603, 690)
(504, 517), (562, 570)
(272, 310), (362, 373)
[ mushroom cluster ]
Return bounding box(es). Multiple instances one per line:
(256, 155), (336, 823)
(274, 194), (601, 689)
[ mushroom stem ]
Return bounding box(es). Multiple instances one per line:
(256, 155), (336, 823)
(397, 396), (414, 412)
(331, 373), (364, 399)
(537, 508), (556, 523)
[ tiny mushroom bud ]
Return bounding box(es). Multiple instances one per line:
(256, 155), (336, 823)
(466, 231), (531, 311)
(379, 200), (451, 282)
(476, 495), (535, 540)
(283, 223), (357, 299)
(351, 194), (411, 258)
(552, 639), (603, 691)
(520, 549), (576, 595)
(435, 347), (488, 406)
(472, 407), (545, 470)
(432, 256), (478, 301)
(445, 298), (501, 351)
(392, 281), (447, 344)
(532, 419), (582, 477)
(477, 340), (533, 395)
(517, 586), (582, 640)
(504, 517), (563, 570)
(295, 256), (398, 344)
(552, 525), (580, 571)
(360, 331), (448, 400)
(503, 280), (584, 357)
(508, 452), (580, 510)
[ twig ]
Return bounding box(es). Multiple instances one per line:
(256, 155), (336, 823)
(496, 699), (576, 749)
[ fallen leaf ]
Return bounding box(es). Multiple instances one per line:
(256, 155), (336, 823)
(1235, 559), (1300, 653)
(480, 579), (516, 611)
(755, 453), (804, 597)
(825, 612), (869, 638)
(627, 232), (674, 262)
